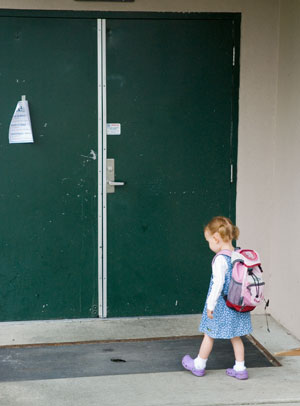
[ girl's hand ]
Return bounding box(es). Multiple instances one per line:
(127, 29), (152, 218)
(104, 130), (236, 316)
(207, 309), (214, 319)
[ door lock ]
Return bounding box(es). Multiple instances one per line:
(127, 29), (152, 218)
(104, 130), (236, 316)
(107, 159), (125, 193)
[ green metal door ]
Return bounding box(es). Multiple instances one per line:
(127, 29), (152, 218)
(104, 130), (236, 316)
(105, 17), (239, 317)
(0, 17), (98, 320)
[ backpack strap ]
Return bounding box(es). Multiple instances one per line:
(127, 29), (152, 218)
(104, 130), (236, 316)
(212, 250), (233, 300)
(212, 249), (233, 264)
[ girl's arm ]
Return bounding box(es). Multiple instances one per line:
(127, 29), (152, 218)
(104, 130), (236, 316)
(206, 255), (227, 312)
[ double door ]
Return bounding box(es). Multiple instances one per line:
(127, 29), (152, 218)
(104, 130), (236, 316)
(0, 13), (239, 321)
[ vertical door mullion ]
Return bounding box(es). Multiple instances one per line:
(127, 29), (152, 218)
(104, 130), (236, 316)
(98, 19), (107, 318)
(102, 19), (108, 318)
(97, 19), (103, 318)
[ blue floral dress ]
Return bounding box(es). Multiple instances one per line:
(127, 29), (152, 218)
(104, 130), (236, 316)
(199, 254), (252, 339)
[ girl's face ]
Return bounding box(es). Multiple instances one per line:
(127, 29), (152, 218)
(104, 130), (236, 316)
(204, 230), (221, 253)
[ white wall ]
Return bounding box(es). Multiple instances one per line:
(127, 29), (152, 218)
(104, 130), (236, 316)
(0, 0), (288, 334)
(270, 0), (300, 339)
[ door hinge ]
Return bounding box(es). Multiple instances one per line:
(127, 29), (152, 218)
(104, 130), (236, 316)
(232, 46), (236, 66)
(230, 164), (234, 183)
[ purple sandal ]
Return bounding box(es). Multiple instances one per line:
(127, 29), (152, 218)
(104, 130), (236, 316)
(182, 355), (205, 377)
(226, 368), (248, 380)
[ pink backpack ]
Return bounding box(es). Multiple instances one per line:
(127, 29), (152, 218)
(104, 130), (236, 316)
(216, 249), (265, 312)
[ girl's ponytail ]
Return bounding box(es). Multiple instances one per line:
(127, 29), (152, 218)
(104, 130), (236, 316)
(232, 225), (240, 241)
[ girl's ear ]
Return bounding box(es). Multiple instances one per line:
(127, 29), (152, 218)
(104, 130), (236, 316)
(213, 232), (221, 243)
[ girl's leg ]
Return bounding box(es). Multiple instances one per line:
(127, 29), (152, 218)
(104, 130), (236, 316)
(182, 334), (213, 375)
(199, 334), (214, 359)
(227, 336), (248, 378)
(230, 336), (244, 362)
(190, 334), (214, 371)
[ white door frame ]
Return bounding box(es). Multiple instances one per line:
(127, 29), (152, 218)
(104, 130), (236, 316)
(98, 19), (107, 318)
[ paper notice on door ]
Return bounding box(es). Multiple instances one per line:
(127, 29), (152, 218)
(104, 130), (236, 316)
(107, 123), (121, 135)
(9, 99), (34, 144)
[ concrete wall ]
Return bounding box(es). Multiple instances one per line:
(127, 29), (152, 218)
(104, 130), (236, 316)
(270, 0), (300, 339)
(0, 1), (289, 334)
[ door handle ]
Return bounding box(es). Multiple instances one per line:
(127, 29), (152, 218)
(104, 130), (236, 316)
(107, 181), (125, 186)
(106, 159), (125, 193)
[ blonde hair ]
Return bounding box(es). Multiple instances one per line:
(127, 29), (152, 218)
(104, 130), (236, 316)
(204, 216), (239, 242)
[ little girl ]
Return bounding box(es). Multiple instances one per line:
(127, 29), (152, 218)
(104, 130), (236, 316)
(182, 216), (252, 380)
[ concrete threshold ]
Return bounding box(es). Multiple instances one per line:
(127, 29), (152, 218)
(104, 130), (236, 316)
(0, 314), (201, 347)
